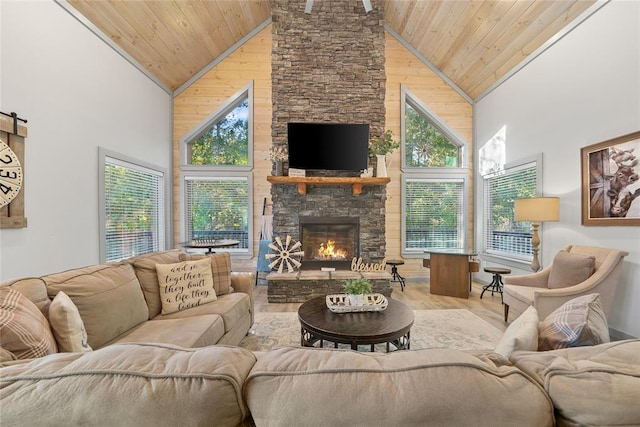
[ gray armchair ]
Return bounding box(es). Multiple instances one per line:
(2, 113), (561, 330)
(503, 245), (629, 322)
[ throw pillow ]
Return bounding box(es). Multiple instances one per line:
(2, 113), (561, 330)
(48, 291), (93, 353)
(547, 251), (596, 289)
(156, 258), (217, 315)
(0, 287), (58, 359)
(179, 252), (233, 296)
(538, 293), (610, 351)
(0, 347), (17, 363)
(494, 306), (539, 358)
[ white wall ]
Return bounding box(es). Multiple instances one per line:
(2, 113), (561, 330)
(0, 1), (172, 280)
(475, 0), (640, 337)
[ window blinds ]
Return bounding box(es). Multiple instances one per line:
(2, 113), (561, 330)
(184, 176), (249, 249)
(483, 164), (537, 258)
(404, 178), (464, 251)
(104, 157), (164, 262)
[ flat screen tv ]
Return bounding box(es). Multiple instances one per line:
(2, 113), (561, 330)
(287, 123), (369, 171)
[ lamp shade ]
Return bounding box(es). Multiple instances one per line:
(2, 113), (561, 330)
(514, 197), (560, 222)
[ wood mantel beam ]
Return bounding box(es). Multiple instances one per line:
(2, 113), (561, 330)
(267, 176), (390, 196)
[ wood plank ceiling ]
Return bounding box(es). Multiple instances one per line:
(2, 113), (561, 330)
(66, 0), (598, 99)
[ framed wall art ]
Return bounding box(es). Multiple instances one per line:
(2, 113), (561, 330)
(581, 130), (640, 226)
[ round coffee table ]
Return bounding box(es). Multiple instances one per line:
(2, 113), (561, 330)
(297, 296), (414, 352)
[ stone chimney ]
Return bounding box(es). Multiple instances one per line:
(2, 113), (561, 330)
(271, 0), (386, 159)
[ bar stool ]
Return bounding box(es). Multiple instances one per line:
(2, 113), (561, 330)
(481, 267), (511, 303)
(387, 260), (406, 292)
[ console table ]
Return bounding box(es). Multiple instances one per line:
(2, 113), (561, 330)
(423, 250), (479, 299)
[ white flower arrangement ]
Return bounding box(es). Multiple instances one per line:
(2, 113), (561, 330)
(269, 145), (288, 162)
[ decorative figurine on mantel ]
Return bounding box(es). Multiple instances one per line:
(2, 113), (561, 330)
(369, 130), (399, 177)
(269, 145), (288, 176)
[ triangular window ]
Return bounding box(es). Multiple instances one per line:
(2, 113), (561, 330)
(404, 95), (461, 168)
(186, 92), (250, 167)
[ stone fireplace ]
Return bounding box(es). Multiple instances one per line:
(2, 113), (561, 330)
(267, 181), (390, 302)
(266, 0), (389, 302)
(270, 183), (386, 264)
(299, 216), (359, 270)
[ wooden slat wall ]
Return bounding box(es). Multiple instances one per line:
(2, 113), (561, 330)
(385, 33), (473, 279)
(172, 25), (272, 270)
(172, 26), (473, 276)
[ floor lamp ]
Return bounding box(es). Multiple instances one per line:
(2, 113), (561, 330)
(514, 197), (560, 272)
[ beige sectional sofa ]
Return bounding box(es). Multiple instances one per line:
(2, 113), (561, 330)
(1, 250), (255, 353)
(1, 251), (639, 426)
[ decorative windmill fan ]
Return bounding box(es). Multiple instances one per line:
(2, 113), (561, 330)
(265, 235), (305, 273)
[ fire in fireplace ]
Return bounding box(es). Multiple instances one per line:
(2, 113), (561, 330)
(299, 216), (359, 270)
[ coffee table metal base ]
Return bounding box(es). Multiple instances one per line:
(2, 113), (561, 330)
(301, 327), (410, 352)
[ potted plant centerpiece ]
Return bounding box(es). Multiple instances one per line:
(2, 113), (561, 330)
(343, 277), (373, 306)
(368, 130), (400, 177)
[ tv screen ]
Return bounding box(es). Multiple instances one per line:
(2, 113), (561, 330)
(287, 123), (369, 171)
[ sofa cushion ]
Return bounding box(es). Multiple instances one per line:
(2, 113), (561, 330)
(48, 291), (92, 353)
(245, 347), (554, 427)
(156, 258), (217, 315)
(2, 277), (51, 316)
(129, 249), (184, 318)
(180, 252), (233, 296)
(547, 251), (595, 289)
(510, 339), (640, 426)
(538, 293), (610, 351)
(0, 343), (257, 427)
(495, 306), (539, 358)
(44, 263), (149, 350)
(156, 292), (250, 334)
(112, 315), (225, 348)
(0, 287), (57, 359)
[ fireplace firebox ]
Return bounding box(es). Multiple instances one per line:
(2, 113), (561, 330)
(299, 216), (359, 270)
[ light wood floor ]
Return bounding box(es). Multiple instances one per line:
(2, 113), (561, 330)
(253, 280), (508, 332)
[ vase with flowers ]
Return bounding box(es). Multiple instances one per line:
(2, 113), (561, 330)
(269, 145), (288, 176)
(368, 130), (399, 177)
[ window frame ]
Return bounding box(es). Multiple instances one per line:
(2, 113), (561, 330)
(98, 147), (169, 263)
(481, 154), (542, 266)
(401, 85), (468, 171)
(401, 173), (469, 257)
(180, 171), (253, 259)
(180, 82), (253, 171)
(400, 86), (470, 257)
(179, 82), (255, 259)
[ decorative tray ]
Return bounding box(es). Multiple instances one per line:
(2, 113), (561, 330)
(326, 293), (388, 313)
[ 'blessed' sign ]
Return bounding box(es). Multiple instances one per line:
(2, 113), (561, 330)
(351, 257), (387, 272)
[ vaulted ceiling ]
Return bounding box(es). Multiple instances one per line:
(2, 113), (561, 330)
(63, 0), (602, 99)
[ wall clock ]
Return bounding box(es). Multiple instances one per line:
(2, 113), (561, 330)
(0, 139), (23, 208)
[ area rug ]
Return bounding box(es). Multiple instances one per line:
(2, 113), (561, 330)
(238, 309), (503, 352)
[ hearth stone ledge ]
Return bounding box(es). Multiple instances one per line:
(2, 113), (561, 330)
(267, 271), (392, 303)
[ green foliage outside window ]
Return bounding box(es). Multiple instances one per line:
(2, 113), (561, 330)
(188, 180), (248, 232)
(404, 102), (459, 167)
(189, 98), (249, 166)
(489, 168), (537, 233)
(405, 182), (461, 230)
(105, 164), (156, 233)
